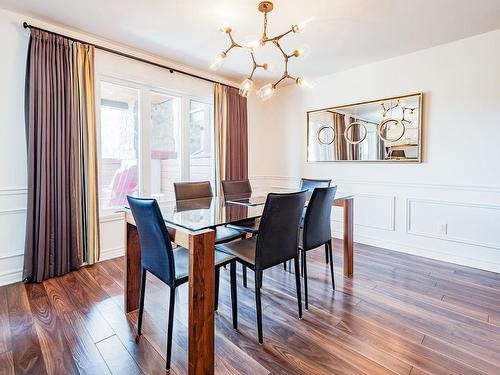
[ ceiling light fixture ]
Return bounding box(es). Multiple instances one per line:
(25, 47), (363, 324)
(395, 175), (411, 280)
(211, 1), (313, 100)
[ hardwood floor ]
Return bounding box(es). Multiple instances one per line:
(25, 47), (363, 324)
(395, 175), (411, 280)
(1, 241), (500, 374)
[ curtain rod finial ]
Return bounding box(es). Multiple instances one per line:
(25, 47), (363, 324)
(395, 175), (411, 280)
(23, 22), (29, 29)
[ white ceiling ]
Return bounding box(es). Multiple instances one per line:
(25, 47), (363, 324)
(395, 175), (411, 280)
(2, 0), (500, 86)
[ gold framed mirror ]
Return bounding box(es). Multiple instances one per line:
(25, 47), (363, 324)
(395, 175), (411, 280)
(307, 93), (423, 162)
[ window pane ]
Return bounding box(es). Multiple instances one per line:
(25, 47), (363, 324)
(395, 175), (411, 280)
(190, 100), (214, 184)
(99, 82), (139, 210)
(150, 92), (181, 201)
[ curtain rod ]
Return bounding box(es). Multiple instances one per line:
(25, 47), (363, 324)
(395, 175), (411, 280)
(23, 22), (238, 89)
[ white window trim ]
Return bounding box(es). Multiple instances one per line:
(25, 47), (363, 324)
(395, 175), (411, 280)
(96, 75), (215, 217)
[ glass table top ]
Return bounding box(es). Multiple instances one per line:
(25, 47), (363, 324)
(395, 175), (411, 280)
(127, 192), (352, 232)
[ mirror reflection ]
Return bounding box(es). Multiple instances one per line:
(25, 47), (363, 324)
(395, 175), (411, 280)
(307, 93), (422, 162)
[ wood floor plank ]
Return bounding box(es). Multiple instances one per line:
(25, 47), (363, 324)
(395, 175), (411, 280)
(96, 335), (144, 375)
(5, 283), (46, 375)
(25, 283), (79, 374)
(0, 288), (12, 355)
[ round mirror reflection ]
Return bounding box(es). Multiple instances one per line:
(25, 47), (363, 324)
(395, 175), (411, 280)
(378, 119), (405, 143)
(317, 125), (335, 145)
(344, 122), (367, 144)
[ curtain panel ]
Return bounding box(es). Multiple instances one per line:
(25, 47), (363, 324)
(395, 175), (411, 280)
(24, 29), (100, 283)
(214, 84), (248, 195)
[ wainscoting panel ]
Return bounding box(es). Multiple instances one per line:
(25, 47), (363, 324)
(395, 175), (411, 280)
(407, 198), (500, 249)
(250, 175), (500, 273)
(99, 212), (125, 261)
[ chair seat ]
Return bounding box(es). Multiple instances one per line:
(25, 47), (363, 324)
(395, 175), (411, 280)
(216, 237), (257, 266)
(215, 226), (245, 243)
(173, 246), (236, 281)
(228, 218), (260, 234)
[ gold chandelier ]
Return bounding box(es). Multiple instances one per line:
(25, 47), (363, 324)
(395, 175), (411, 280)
(210, 1), (313, 101)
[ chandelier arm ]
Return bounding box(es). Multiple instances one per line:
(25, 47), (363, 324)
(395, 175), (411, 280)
(273, 40), (289, 59)
(267, 28), (294, 43)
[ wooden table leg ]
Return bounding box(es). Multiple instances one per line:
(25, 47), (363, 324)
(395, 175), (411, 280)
(343, 198), (354, 277)
(188, 229), (216, 375)
(125, 222), (141, 313)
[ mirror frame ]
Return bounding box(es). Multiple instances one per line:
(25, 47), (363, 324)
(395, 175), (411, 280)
(306, 92), (423, 163)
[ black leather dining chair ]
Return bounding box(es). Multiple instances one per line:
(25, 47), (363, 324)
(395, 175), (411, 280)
(298, 178), (332, 191)
(297, 178), (332, 266)
(127, 196), (238, 370)
(173, 181), (245, 244)
(221, 179), (260, 235)
(216, 191), (307, 343)
(300, 186), (337, 309)
(221, 179), (260, 288)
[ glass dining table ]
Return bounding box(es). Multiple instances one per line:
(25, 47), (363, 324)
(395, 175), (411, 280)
(123, 191), (354, 375)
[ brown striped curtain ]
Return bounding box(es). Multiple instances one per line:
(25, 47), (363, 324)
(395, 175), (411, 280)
(24, 29), (100, 283)
(333, 112), (347, 160)
(214, 84), (248, 196)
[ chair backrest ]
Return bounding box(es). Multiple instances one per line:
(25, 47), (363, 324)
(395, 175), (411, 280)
(298, 178), (331, 192)
(221, 179), (252, 199)
(174, 181), (213, 201)
(127, 196), (176, 286)
(302, 186), (337, 251)
(255, 191), (307, 270)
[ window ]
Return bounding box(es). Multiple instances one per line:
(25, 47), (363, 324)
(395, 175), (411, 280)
(99, 82), (140, 210)
(98, 79), (214, 211)
(150, 92), (181, 201)
(189, 100), (214, 183)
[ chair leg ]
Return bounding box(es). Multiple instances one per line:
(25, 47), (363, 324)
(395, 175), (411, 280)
(166, 286), (176, 370)
(137, 268), (146, 336)
(328, 240), (335, 290)
(293, 256), (303, 319)
(230, 261), (238, 329)
(302, 250), (309, 310)
(283, 261), (287, 271)
(242, 264), (247, 288)
(255, 271), (264, 344)
(215, 266), (220, 311)
(300, 253), (304, 277)
(325, 245), (329, 264)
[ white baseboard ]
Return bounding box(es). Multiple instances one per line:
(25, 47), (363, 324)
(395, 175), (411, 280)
(332, 230), (500, 274)
(0, 268), (23, 286)
(99, 246), (124, 261)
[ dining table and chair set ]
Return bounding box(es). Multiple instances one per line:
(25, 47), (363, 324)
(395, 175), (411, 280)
(124, 178), (354, 374)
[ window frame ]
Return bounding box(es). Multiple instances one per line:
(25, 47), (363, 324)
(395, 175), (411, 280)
(96, 74), (215, 216)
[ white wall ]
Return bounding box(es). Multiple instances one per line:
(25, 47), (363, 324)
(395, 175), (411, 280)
(0, 7), (239, 285)
(248, 29), (500, 272)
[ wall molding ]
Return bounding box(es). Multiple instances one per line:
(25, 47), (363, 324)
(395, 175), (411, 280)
(0, 252), (23, 261)
(0, 208), (26, 216)
(406, 198), (500, 250)
(331, 193), (396, 232)
(250, 175), (500, 194)
(0, 187), (28, 196)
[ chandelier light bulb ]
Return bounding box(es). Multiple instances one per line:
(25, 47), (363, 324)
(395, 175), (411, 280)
(219, 23), (233, 33)
(296, 77), (315, 88)
(239, 78), (254, 97)
(244, 40), (261, 51)
(293, 49), (303, 58)
(292, 18), (312, 33)
(210, 52), (227, 71)
(263, 63), (271, 71)
(256, 83), (275, 101)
